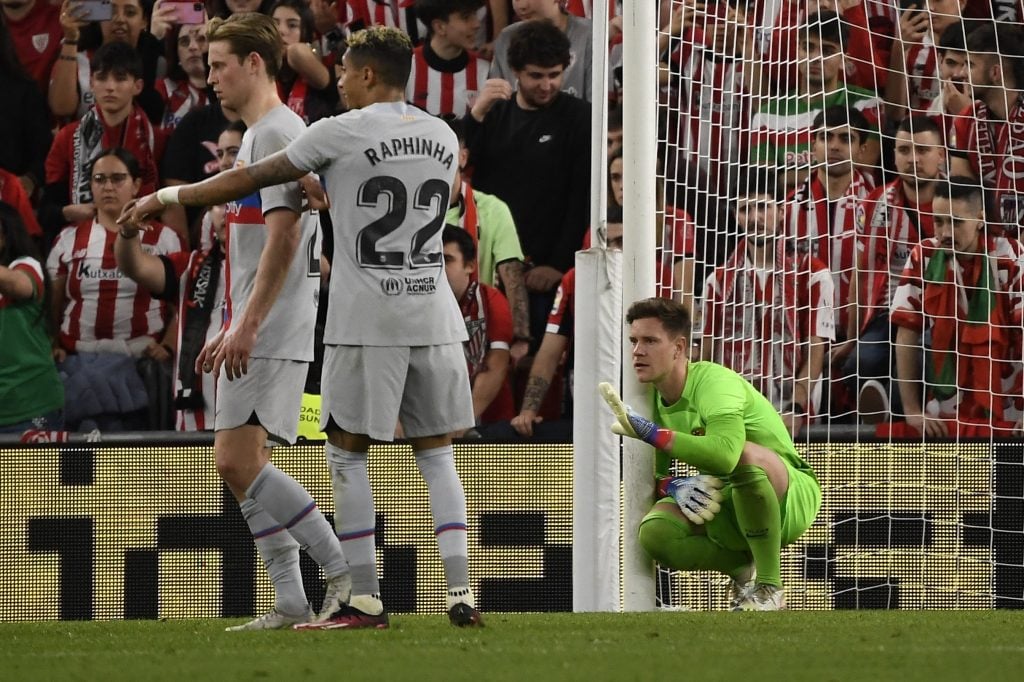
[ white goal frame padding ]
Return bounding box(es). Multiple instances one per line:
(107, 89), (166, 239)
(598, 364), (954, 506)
(572, 248), (622, 611)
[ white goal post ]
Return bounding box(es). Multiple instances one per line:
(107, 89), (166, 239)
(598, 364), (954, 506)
(573, 0), (659, 612)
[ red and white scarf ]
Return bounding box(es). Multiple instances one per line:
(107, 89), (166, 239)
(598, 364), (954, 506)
(279, 78), (309, 124)
(458, 280), (487, 380)
(71, 106), (154, 204)
(970, 94), (1024, 230)
(905, 38), (938, 114)
(452, 181), (480, 284)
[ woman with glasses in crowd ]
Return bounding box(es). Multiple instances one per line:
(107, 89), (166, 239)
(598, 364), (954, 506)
(47, 147), (183, 362)
(47, 147), (184, 430)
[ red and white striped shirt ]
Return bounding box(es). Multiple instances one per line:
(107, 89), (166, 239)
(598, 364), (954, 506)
(890, 235), (1024, 421)
(156, 77), (208, 134)
(46, 220), (184, 351)
(905, 38), (939, 115)
(155, 77), (208, 157)
(459, 280), (514, 422)
(891, 236), (1024, 333)
(856, 179), (934, 332)
(657, 206), (696, 299)
(702, 241), (835, 413)
(756, 0), (895, 92)
(407, 44), (489, 117)
(667, 34), (750, 192)
(341, 0), (424, 43)
(785, 169), (875, 335)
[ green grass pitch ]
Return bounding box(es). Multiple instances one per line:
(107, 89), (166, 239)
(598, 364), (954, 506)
(1, 612), (1021, 681)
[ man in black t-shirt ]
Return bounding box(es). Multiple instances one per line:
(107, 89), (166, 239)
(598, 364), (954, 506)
(464, 19), (590, 350)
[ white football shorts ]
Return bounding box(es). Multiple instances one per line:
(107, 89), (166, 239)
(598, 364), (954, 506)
(321, 343), (474, 441)
(214, 357), (308, 445)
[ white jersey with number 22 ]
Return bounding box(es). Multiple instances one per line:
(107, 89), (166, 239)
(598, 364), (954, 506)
(286, 101), (466, 347)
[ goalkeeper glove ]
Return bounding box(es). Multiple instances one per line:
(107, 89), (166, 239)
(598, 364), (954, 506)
(598, 382), (674, 450)
(657, 475), (724, 525)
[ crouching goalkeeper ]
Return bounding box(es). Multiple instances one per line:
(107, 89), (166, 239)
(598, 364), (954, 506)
(602, 298), (821, 610)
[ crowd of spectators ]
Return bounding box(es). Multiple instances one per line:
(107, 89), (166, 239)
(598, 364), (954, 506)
(1, 0), (1023, 440)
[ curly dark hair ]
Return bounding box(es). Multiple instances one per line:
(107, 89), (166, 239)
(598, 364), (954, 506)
(506, 20), (570, 72)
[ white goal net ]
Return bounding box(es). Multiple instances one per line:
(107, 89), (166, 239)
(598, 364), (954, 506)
(574, 0), (1024, 611)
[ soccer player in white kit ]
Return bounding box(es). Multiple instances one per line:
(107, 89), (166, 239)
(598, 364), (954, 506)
(121, 26), (482, 629)
(122, 13), (352, 631)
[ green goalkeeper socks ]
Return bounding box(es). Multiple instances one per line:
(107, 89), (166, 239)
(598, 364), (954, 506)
(731, 464), (783, 587)
(638, 508), (750, 576)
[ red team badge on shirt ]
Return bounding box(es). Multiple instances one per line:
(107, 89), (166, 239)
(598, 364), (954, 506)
(32, 34), (50, 53)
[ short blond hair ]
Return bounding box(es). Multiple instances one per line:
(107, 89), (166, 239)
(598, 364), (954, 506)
(207, 12), (284, 79)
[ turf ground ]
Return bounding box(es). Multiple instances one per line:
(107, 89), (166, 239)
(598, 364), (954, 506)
(1, 612), (1021, 681)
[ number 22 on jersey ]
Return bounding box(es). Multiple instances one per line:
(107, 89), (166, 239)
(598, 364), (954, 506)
(356, 175), (449, 269)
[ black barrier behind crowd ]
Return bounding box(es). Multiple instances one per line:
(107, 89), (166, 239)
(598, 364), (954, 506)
(0, 440), (1020, 620)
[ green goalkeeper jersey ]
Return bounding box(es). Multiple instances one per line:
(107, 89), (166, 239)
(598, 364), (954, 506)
(653, 361), (815, 481)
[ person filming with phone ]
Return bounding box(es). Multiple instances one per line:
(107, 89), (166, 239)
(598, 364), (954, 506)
(150, 0), (206, 41)
(50, 0), (165, 124)
(152, 3), (210, 139)
(884, 0), (965, 124)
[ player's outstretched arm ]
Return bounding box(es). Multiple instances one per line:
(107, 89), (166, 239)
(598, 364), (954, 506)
(118, 151), (307, 227)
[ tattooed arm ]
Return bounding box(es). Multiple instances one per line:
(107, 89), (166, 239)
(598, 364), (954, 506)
(510, 332), (569, 438)
(119, 151), (308, 226)
(497, 259), (530, 361)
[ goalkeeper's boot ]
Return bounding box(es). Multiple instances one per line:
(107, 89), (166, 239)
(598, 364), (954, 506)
(735, 583), (786, 611)
(311, 572), (352, 623)
(727, 564), (757, 610)
(447, 589), (484, 628)
(294, 594), (390, 630)
(225, 607), (313, 631)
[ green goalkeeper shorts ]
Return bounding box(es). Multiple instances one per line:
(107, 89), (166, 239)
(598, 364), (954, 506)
(700, 462), (822, 554)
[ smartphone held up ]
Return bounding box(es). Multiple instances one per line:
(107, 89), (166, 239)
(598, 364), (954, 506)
(169, 0), (206, 25)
